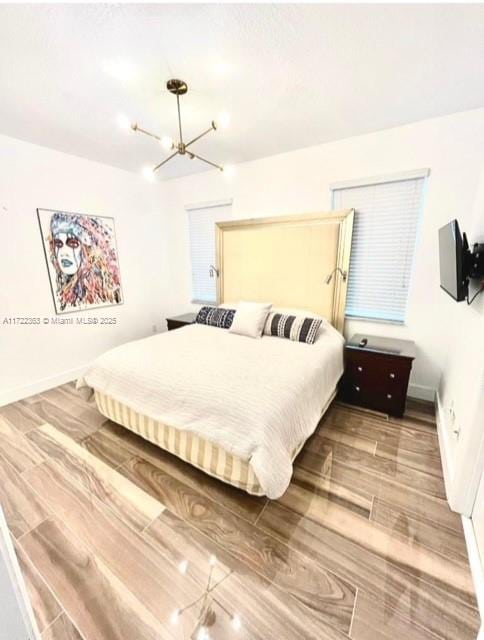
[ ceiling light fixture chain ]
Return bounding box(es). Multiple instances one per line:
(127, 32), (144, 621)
(128, 78), (227, 176)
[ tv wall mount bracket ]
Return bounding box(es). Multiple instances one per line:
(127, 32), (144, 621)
(464, 235), (484, 305)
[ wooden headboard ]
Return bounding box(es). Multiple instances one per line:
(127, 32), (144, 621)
(215, 209), (354, 332)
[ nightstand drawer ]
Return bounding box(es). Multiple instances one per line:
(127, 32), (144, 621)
(346, 352), (411, 382)
(341, 381), (406, 415)
(346, 360), (410, 388)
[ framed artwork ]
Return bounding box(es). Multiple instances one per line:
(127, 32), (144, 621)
(37, 208), (124, 314)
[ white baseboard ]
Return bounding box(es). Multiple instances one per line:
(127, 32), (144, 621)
(435, 390), (455, 505)
(0, 365), (87, 407)
(462, 516), (484, 627)
(407, 383), (435, 402)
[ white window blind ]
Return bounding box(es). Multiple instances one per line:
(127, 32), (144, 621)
(332, 171), (427, 323)
(187, 201), (232, 304)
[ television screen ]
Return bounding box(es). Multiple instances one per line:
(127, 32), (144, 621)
(438, 219), (468, 301)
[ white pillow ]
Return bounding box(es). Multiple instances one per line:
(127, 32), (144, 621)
(229, 301), (272, 338)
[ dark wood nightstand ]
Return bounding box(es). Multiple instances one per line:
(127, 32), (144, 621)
(340, 334), (416, 417)
(166, 313), (197, 331)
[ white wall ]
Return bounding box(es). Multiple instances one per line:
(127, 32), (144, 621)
(437, 164), (484, 511)
(161, 108), (484, 404)
(0, 133), (169, 405)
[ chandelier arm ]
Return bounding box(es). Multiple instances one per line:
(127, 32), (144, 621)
(172, 571), (232, 617)
(132, 124), (161, 141)
(185, 124), (216, 148)
(176, 93), (183, 143)
(188, 152), (223, 171)
(153, 151), (179, 172)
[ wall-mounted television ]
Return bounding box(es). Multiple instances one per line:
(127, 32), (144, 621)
(439, 219), (484, 303)
(438, 220), (468, 301)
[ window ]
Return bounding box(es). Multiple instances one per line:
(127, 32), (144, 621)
(187, 200), (232, 304)
(331, 170), (428, 323)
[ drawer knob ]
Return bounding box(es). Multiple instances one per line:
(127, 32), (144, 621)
(389, 373), (396, 379)
(357, 366), (363, 372)
(387, 393), (392, 399)
(355, 386), (360, 392)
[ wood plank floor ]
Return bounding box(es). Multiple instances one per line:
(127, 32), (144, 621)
(0, 386), (480, 640)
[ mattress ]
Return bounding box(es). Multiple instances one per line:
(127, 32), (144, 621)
(94, 387), (337, 496)
(79, 322), (344, 498)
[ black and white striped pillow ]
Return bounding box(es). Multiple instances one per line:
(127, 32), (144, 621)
(195, 306), (236, 329)
(263, 313), (322, 344)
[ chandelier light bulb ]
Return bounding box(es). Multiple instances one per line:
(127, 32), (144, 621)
(222, 164), (236, 179)
(170, 609), (180, 625)
(178, 559), (188, 574)
(231, 615), (242, 631)
(216, 111), (230, 129)
(160, 135), (174, 151)
(209, 554), (217, 566)
(116, 114), (132, 131)
(197, 627), (209, 640)
(142, 166), (155, 182)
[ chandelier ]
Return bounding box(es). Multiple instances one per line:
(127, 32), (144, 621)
(122, 78), (229, 178)
(170, 553), (242, 639)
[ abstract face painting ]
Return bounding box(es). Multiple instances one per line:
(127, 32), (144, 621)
(37, 209), (123, 314)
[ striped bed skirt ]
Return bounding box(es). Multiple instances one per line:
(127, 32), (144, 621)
(94, 388), (337, 497)
(94, 390), (264, 495)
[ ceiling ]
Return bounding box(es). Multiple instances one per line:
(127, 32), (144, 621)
(1, 4), (484, 180)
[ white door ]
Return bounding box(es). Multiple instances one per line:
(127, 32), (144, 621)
(0, 508), (40, 639)
(472, 468), (484, 640)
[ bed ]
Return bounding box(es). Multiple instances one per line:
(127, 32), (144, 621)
(78, 209), (354, 499)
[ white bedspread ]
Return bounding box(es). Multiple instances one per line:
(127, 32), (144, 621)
(78, 323), (344, 498)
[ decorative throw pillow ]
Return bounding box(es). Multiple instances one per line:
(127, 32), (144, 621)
(195, 306), (236, 329)
(228, 301), (272, 338)
(263, 312), (322, 344)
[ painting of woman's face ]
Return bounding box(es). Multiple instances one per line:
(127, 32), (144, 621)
(37, 208), (123, 314)
(53, 232), (82, 275)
